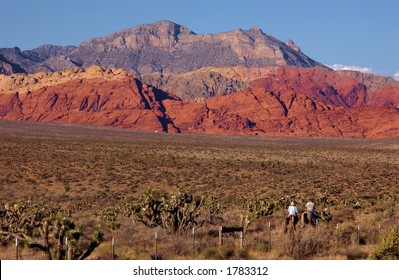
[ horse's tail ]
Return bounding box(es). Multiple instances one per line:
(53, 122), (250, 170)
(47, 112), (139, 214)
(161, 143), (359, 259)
(302, 212), (309, 225)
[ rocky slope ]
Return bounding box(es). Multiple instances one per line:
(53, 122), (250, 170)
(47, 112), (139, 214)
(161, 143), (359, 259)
(0, 21), (325, 75)
(141, 68), (249, 101)
(1, 66), (398, 138)
(0, 53), (27, 75)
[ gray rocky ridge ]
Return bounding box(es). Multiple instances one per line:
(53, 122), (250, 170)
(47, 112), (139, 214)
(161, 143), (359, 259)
(0, 21), (325, 76)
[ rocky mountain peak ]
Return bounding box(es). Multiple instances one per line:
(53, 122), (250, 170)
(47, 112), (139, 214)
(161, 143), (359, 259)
(140, 20), (196, 36)
(114, 20), (196, 41)
(249, 25), (263, 33)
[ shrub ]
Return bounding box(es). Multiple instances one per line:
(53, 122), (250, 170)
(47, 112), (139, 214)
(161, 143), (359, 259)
(369, 227), (399, 260)
(201, 246), (249, 260)
(277, 227), (333, 259)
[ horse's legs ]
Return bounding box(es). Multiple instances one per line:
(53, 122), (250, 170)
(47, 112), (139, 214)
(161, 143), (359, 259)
(284, 217), (289, 233)
(301, 212), (308, 228)
(291, 216), (296, 232)
(311, 216), (318, 227)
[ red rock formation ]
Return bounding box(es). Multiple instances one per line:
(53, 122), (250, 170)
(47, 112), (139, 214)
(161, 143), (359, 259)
(163, 67), (399, 138)
(0, 75), (181, 133)
(249, 67), (368, 108)
(1, 67), (398, 138)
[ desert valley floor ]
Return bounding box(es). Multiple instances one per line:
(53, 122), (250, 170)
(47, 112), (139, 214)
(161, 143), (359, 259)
(0, 120), (398, 260)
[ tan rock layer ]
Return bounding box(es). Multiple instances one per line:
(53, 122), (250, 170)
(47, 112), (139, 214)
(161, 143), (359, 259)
(0, 65), (130, 95)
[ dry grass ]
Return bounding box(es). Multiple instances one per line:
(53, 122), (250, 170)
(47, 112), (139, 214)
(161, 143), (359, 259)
(0, 120), (398, 260)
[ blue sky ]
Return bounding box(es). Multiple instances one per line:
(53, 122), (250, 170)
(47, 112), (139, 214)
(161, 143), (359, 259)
(1, 0), (398, 78)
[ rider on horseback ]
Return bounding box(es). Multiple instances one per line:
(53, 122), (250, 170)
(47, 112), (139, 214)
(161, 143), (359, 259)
(285, 201), (299, 232)
(305, 201), (319, 222)
(288, 201), (299, 217)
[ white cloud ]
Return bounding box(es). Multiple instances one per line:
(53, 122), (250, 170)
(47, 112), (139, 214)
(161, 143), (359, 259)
(328, 64), (373, 74)
(394, 71), (399, 81)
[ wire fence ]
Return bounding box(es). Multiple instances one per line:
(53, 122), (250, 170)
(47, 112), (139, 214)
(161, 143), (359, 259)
(2, 221), (398, 260)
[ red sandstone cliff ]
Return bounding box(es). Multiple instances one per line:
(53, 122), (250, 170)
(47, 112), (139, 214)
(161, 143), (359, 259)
(0, 66), (398, 138)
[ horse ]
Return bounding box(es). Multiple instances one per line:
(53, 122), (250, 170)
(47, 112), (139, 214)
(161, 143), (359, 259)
(284, 215), (299, 233)
(301, 211), (318, 227)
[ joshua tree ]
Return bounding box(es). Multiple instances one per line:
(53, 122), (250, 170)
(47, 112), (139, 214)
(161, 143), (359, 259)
(241, 197), (275, 230)
(128, 190), (204, 235)
(95, 206), (121, 240)
(160, 192), (203, 235)
(0, 200), (103, 260)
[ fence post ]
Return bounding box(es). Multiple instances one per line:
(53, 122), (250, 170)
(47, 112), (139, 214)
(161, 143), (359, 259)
(335, 224), (339, 251)
(112, 237), (115, 260)
(268, 221), (272, 251)
(357, 225), (360, 245)
(219, 226), (223, 245)
(65, 237), (68, 260)
(154, 232), (158, 260)
(192, 227), (195, 260)
(15, 237), (18, 260)
(239, 231), (243, 248)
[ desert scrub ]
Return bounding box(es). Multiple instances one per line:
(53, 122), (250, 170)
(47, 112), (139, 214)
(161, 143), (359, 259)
(201, 246), (250, 260)
(1, 122), (399, 259)
(277, 227), (333, 259)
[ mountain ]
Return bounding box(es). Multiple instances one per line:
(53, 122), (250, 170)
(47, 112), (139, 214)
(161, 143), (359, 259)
(0, 21), (326, 76)
(1, 20), (398, 138)
(69, 21), (326, 75)
(1, 66), (398, 138)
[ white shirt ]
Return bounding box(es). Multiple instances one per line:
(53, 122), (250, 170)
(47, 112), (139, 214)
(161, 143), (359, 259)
(306, 202), (315, 212)
(288, 205), (298, 216)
